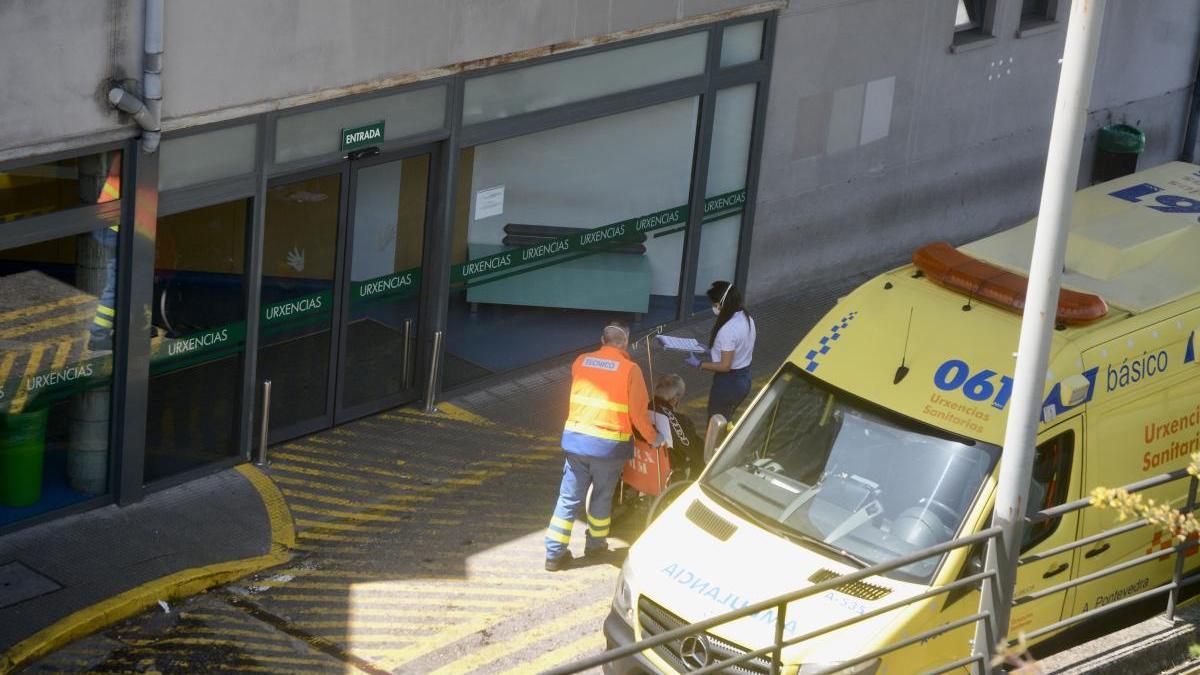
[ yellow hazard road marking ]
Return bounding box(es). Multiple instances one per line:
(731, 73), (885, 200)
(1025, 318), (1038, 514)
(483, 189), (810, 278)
(121, 637), (298, 653)
(271, 463), (466, 494)
(0, 308), (92, 340)
(496, 632), (606, 675)
(255, 580), (560, 599)
(358, 577), (593, 670)
(428, 599), (609, 675)
(0, 350), (16, 384)
(294, 619), (448, 632)
(288, 501), (465, 520)
(274, 606), (478, 619)
(269, 451), (416, 479)
(271, 473), (438, 499)
(267, 594), (529, 610)
(266, 567), (558, 587)
(8, 342), (45, 413)
(0, 293), (90, 325)
(279, 484), (433, 505)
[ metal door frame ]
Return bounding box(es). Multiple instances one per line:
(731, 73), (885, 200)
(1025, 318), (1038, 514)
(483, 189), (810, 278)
(334, 142), (440, 424)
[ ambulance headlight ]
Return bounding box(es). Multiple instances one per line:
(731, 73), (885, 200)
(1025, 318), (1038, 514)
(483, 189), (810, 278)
(798, 659), (879, 675)
(612, 559), (637, 626)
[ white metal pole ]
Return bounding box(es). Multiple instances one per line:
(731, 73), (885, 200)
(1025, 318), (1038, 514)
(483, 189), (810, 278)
(974, 0), (1107, 670)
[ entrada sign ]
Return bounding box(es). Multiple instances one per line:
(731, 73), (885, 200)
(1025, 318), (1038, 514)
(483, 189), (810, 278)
(341, 121), (385, 151)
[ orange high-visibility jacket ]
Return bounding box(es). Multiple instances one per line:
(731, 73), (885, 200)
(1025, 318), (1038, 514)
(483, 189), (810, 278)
(561, 345), (656, 459)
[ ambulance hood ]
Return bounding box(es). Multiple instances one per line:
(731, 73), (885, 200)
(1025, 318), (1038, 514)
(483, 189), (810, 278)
(631, 489), (928, 666)
(791, 269), (1091, 447)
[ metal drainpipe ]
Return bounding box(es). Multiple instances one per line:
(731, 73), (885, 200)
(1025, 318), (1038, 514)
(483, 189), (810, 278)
(108, 0), (163, 153)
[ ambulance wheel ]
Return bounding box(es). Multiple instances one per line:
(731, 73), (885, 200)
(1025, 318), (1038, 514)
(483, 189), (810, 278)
(646, 480), (692, 529)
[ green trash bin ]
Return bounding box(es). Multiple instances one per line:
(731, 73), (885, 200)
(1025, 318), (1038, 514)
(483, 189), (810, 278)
(1094, 123), (1145, 183)
(0, 407), (50, 507)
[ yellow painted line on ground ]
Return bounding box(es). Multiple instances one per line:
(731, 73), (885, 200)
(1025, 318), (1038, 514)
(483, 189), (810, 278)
(122, 637), (298, 653)
(428, 598), (610, 675)
(213, 653), (340, 667)
(273, 606), (478, 619)
(7, 342), (45, 413)
(0, 464), (294, 674)
(268, 567), (557, 588)
(0, 350), (16, 384)
(272, 473), (433, 500)
(430, 402), (495, 427)
(256, 580), (559, 598)
(0, 293), (90, 324)
(0, 308), (92, 340)
(294, 619), (449, 632)
(279, 484), (434, 505)
(157, 626), (289, 642)
(272, 463), (459, 495)
(289, 502), (466, 522)
(496, 631), (606, 675)
(266, 594), (527, 609)
(362, 576), (593, 671)
(270, 451), (415, 479)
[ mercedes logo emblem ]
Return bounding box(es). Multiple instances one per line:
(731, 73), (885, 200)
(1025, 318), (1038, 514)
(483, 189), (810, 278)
(679, 634), (713, 671)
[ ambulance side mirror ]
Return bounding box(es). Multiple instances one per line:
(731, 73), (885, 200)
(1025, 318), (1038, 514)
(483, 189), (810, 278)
(704, 414), (729, 464)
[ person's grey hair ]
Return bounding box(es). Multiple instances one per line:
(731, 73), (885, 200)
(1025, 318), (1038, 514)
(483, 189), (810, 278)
(655, 373), (686, 403)
(602, 322), (629, 347)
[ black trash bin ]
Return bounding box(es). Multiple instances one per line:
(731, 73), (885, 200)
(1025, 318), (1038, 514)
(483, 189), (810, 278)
(1093, 123), (1145, 183)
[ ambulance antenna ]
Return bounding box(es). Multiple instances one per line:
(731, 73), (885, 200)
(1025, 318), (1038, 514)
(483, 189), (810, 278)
(894, 307), (914, 384)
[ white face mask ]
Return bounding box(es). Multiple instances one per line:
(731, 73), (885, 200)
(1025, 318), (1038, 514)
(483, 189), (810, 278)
(711, 306), (720, 316)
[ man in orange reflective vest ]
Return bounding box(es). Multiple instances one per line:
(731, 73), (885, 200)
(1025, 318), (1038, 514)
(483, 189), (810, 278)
(545, 321), (662, 571)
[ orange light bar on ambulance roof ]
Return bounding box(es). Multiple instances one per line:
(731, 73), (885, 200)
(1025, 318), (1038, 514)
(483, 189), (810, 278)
(912, 242), (1108, 325)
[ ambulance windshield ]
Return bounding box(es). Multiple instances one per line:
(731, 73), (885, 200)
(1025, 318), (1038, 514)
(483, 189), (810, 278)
(702, 364), (1000, 584)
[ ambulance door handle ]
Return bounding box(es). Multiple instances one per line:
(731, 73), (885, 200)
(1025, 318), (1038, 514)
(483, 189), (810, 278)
(1042, 562), (1069, 579)
(1084, 543), (1110, 559)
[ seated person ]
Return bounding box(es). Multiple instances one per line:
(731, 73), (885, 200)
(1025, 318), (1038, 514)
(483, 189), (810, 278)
(651, 374), (704, 479)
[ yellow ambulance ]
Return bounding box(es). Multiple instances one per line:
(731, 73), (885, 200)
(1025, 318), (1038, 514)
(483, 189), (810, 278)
(603, 161), (1200, 674)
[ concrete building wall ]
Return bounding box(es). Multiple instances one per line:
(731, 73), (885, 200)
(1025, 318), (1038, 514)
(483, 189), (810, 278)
(1, 0), (1197, 304)
(748, 0), (1200, 298)
(0, 0), (766, 156)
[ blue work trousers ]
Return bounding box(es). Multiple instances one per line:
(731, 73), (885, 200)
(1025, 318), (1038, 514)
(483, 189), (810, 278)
(90, 229), (119, 341)
(545, 453), (625, 560)
(707, 366), (752, 421)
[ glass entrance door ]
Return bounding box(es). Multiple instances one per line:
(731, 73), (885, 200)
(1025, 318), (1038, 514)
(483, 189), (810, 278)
(259, 172), (343, 441)
(336, 153), (430, 421)
(258, 149), (432, 443)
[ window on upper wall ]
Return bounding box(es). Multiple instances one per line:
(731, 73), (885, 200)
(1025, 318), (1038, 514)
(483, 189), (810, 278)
(952, 0), (996, 51)
(1018, 0), (1061, 36)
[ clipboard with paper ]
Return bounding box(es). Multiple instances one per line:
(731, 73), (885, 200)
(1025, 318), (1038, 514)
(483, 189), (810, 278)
(654, 335), (707, 353)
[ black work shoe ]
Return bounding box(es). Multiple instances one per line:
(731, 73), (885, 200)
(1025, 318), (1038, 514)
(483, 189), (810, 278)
(584, 545), (611, 558)
(545, 552), (573, 572)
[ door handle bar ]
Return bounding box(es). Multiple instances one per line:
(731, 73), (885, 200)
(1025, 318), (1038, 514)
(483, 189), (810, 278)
(1042, 562), (1070, 579)
(1084, 542), (1111, 559)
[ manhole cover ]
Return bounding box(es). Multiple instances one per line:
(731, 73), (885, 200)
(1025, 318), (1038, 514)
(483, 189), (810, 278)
(0, 561), (62, 609)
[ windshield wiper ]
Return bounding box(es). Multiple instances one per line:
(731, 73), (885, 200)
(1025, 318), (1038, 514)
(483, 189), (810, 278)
(700, 484), (869, 569)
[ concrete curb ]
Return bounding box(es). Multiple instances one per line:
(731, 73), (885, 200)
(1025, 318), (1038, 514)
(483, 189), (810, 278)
(0, 465), (294, 674)
(1041, 601), (1200, 674)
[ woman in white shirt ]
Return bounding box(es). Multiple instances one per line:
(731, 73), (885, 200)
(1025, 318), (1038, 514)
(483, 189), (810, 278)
(686, 281), (756, 420)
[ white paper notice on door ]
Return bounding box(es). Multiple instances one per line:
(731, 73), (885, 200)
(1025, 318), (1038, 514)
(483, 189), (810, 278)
(474, 185), (505, 220)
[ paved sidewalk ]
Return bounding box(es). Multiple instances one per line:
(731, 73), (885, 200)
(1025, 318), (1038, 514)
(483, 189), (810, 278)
(17, 274), (866, 674)
(0, 465), (291, 673)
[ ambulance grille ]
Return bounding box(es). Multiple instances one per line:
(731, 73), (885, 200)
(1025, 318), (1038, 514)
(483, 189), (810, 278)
(685, 500), (736, 541)
(638, 596), (772, 674)
(808, 568), (892, 601)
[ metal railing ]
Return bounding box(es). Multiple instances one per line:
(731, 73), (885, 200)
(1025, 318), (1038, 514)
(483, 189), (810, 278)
(547, 526), (1005, 675)
(549, 464), (1200, 675)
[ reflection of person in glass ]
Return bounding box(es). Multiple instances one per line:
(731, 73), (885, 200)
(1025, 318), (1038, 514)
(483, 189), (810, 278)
(86, 154), (122, 352)
(685, 281), (757, 421)
(88, 225), (119, 351)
